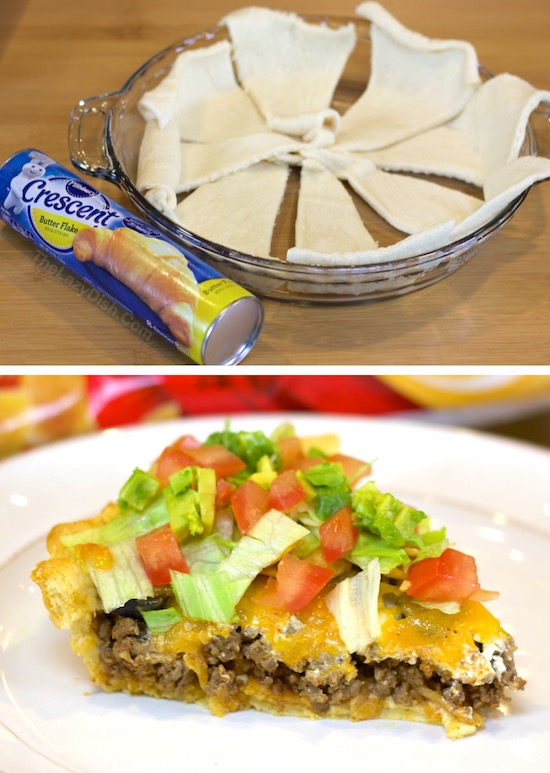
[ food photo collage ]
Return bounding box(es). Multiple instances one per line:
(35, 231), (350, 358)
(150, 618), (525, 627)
(1, 1), (549, 772)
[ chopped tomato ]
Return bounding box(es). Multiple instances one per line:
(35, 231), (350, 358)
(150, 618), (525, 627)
(231, 479), (270, 534)
(253, 554), (334, 612)
(216, 478), (236, 506)
(404, 548), (480, 603)
(155, 447), (197, 486)
(171, 434), (202, 451)
(184, 444), (246, 478)
(290, 456), (325, 472)
(319, 506), (359, 563)
(277, 436), (304, 470)
(329, 453), (371, 485)
(268, 470), (307, 512)
(136, 524), (189, 586)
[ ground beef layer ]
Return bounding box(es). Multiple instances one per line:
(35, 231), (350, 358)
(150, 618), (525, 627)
(95, 613), (525, 726)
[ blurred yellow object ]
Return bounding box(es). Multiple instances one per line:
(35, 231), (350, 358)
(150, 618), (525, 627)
(299, 434), (341, 456)
(379, 375), (550, 409)
(0, 376), (93, 458)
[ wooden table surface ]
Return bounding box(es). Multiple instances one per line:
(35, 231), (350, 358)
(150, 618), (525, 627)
(0, 0), (549, 367)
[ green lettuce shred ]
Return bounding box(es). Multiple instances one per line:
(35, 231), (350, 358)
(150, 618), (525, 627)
(302, 461), (351, 520)
(352, 482), (427, 547)
(349, 482), (447, 569)
(61, 496), (170, 552)
(351, 532), (410, 574)
(118, 468), (160, 512)
(205, 427), (280, 473)
(165, 487), (202, 539)
(182, 535), (229, 574)
(141, 607), (182, 634)
(171, 570), (237, 624)
(270, 422), (296, 442)
(164, 466), (216, 539)
(85, 540), (153, 614)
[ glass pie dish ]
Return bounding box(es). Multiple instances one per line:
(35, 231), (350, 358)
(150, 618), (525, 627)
(68, 16), (547, 305)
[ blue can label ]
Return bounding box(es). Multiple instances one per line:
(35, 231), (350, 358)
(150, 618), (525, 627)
(0, 150), (262, 364)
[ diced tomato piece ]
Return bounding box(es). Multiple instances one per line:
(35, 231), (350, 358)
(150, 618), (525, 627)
(268, 470), (307, 512)
(155, 447), (197, 486)
(277, 436), (304, 470)
(329, 453), (371, 486)
(231, 479), (270, 534)
(216, 478), (236, 506)
(136, 524), (189, 586)
(290, 456), (325, 472)
(171, 434), (202, 451)
(319, 506), (359, 563)
(184, 444), (246, 478)
(253, 554), (334, 612)
(405, 548), (480, 603)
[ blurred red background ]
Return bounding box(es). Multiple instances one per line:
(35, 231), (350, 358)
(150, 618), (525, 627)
(1, 374), (549, 458)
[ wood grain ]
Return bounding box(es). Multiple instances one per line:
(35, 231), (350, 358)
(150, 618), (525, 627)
(0, 0), (549, 366)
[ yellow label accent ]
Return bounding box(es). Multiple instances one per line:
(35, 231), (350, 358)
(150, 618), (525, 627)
(187, 278), (253, 365)
(30, 208), (88, 249)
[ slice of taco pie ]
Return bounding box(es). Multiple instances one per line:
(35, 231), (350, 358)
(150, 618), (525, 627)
(32, 423), (525, 738)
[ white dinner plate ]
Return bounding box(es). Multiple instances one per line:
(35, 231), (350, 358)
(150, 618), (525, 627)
(1, 415), (549, 773)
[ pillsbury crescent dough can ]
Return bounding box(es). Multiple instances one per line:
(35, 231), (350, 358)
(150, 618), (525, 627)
(0, 149), (264, 365)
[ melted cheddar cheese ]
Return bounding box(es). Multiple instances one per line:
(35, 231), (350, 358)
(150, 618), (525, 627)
(156, 580), (508, 688)
(377, 585), (508, 682)
(237, 580), (353, 673)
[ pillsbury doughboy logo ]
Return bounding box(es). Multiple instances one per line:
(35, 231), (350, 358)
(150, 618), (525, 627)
(3, 151), (53, 216)
(2, 151), (122, 251)
(66, 179), (97, 199)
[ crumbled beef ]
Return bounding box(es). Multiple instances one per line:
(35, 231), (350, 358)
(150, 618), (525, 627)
(96, 614), (524, 717)
(204, 630), (242, 665)
(96, 614), (198, 698)
(204, 664), (239, 698)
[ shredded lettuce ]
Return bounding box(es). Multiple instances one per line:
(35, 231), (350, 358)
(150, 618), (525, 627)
(170, 511), (308, 624)
(215, 510), (308, 606)
(195, 467), (216, 534)
(168, 467), (194, 495)
(118, 468), (160, 512)
(351, 532), (410, 574)
(352, 482), (427, 547)
(413, 532), (449, 562)
(165, 486), (202, 539)
(171, 570), (237, 624)
(325, 559), (381, 655)
(205, 427), (280, 472)
(61, 496), (170, 552)
(292, 529), (321, 559)
(164, 466), (216, 539)
(141, 607), (182, 634)
(182, 534), (229, 574)
(350, 483), (447, 569)
(413, 599), (461, 615)
(270, 422), (296, 442)
(85, 540), (153, 613)
(302, 461), (351, 520)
